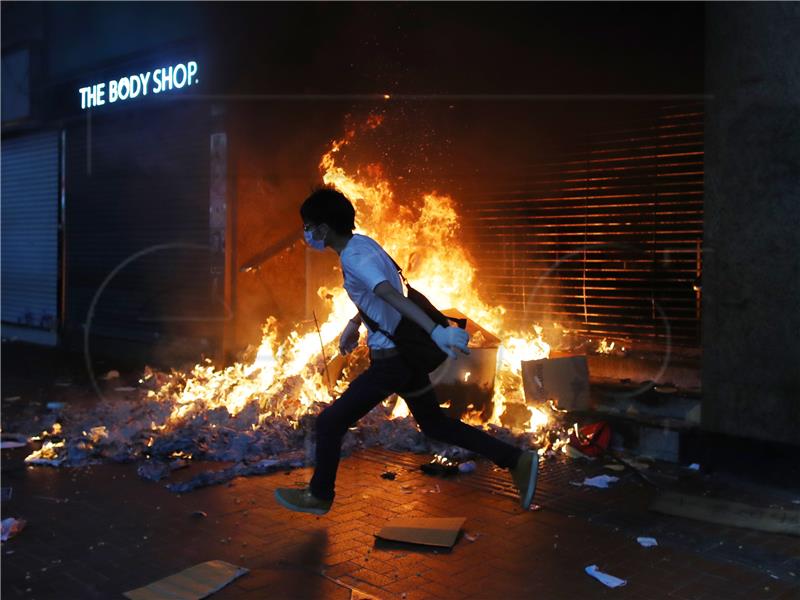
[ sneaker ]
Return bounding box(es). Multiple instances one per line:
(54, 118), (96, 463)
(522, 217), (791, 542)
(274, 487), (332, 515)
(509, 450), (539, 508)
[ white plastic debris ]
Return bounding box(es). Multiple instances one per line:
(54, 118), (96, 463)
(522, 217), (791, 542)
(581, 475), (619, 489)
(102, 370), (120, 380)
(1, 518), (27, 542)
(687, 463), (700, 471)
(585, 564), (626, 588)
(637, 537), (658, 547)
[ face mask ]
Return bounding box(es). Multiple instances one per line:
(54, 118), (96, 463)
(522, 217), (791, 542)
(304, 226), (326, 251)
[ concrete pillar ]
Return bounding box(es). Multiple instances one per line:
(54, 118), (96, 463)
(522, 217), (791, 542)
(702, 2), (800, 444)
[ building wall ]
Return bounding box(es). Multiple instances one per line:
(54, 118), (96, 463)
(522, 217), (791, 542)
(702, 2), (800, 444)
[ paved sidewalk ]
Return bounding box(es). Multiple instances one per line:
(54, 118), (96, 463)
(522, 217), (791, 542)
(2, 444), (799, 600)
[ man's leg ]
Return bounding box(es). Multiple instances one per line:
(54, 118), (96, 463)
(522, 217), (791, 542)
(308, 358), (408, 502)
(400, 371), (523, 469)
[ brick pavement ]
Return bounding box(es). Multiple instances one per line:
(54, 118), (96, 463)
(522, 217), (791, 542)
(2, 445), (799, 600)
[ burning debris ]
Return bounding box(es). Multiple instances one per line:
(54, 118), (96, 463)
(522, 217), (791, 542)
(20, 117), (588, 490)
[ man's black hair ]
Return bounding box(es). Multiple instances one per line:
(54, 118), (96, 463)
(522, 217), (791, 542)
(300, 187), (356, 235)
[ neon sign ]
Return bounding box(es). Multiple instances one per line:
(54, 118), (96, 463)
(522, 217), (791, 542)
(78, 61), (199, 109)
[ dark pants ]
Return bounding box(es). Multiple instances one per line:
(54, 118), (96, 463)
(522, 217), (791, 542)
(309, 355), (523, 501)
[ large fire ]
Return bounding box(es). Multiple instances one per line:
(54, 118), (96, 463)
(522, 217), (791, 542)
(166, 115), (551, 433)
(25, 116), (557, 473)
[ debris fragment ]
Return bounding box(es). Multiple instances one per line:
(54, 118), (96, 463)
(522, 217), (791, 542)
(458, 460), (476, 474)
(166, 459), (288, 493)
(420, 455), (460, 476)
(123, 560), (248, 600)
(637, 537), (658, 547)
(24, 440), (66, 466)
(137, 461), (172, 482)
(687, 463), (700, 471)
(464, 532), (480, 542)
(580, 475), (619, 489)
(1, 518), (27, 542)
(565, 422), (611, 459)
(102, 370), (120, 380)
(585, 564), (626, 588)
(191, 511), (208, 519)
(376, 517), (466, 548)
(381, 471), (397, 480)
(1, 433), (29, 449)
(3, 396), (21, 402)
(603, 464), (626, 472)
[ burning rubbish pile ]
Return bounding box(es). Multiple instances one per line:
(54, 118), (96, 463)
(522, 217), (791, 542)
(23, 116), (584, 491)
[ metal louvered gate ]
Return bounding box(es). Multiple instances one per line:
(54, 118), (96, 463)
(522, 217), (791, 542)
(466, 104), (704, 350)
(64, 103), (214, 352)
(1, 131), (60, 345)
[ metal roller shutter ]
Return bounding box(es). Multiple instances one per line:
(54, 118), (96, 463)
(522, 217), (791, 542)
(466, 103), (704, 350)
(1, 131), (60, 345)
(64, 102), (214, 349)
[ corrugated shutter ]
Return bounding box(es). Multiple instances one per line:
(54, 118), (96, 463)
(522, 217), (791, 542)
(1, 131), (59, 344)
(65, 102), (214, 346)
(466, 103), (703, 350)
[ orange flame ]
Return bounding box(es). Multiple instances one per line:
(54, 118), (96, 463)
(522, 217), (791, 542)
(158, 117), (552, 435)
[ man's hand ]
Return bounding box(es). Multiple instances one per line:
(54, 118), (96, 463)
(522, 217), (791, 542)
(339, 319), (361, 355)
(431, 325), (471, 359)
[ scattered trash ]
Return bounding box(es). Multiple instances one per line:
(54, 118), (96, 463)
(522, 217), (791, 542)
(166, 458), (287, 493)
(137, 461), (172, 482)
(399, 484), (414, 494)
(46, 402), (65, 410)
(580, 475), (619, 489)
(376, 517), (466, 548)
(1, 488), (12, 502)
(1, 433), (29, 449)
(637, 536), (658, 547)
(464, 532), (481, 542)
(687, 463), (701, 471)
(585, 564), (627, 588)
(102, 370), (120, 380)
(123, 560), (248, 600)
(603, 464), (626, 472)
(422, 484), (441, 494)
(1, 518), (27, 542)
(565, 422), (611, 459)
(420, 455), (460, 476)
(457, 460), (476, 474)
(529, 503), (542, 512)
(114, 387), (137, 392)
(25, 440), (67, 466)
(191, 511), (208, 519)
(3, 396), (21, 402)
(381, 471), (397, 480)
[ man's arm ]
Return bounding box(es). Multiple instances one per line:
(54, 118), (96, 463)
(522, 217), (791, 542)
(373, 281), (437, 334)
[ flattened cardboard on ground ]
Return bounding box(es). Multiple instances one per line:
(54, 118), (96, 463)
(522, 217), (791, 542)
(376, 517), (466, 548)
(123, 560), (248, 600)
(651, 492), (800, 536)
(521, 355), (590, 411)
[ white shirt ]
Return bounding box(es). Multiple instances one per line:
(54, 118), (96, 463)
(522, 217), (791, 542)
(340, 234), (403, 349)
